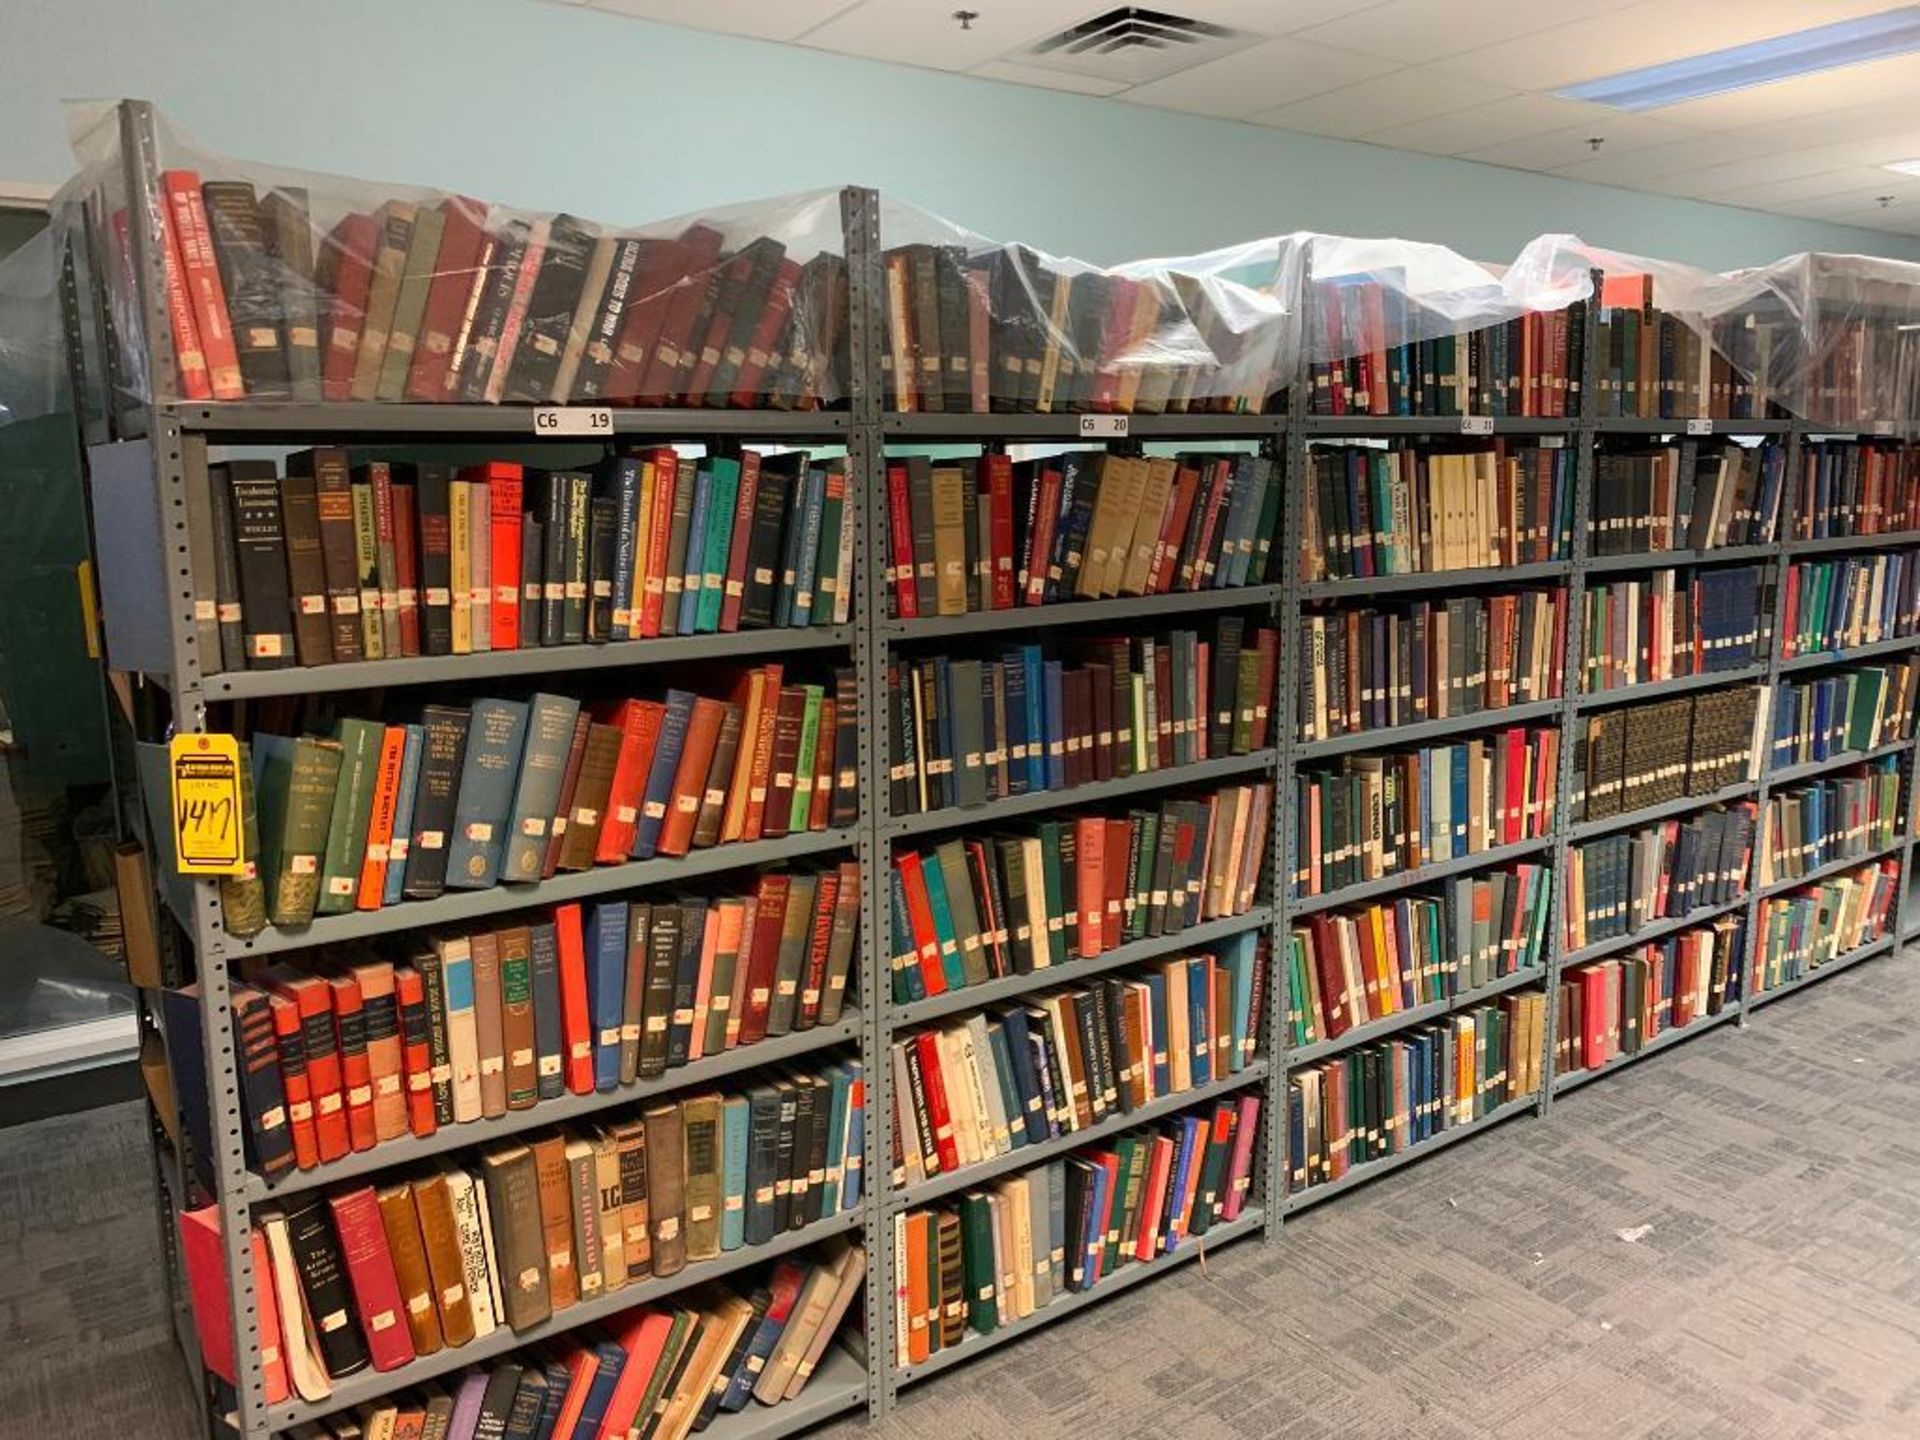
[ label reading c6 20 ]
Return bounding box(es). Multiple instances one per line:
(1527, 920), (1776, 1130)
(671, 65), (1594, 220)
(1079, 414), (1129, 438)
(534, 407), (613, 436)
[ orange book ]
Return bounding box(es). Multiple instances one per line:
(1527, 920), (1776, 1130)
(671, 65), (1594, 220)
(1103, 817), (1129, 955)
(719, 667), (770, 842)
(351, 960), (408, 1144)
(356, 725), (409, 909)
(1075, 816), (1105, 958)
(1133, 1135), (1174, 1260)
(658, 696), (725, 857)
(600, 1309), (676, 1437)
(740, 663), (785, 841)
(475, 462), (524, 650)
(594, 698), (665, 864)
(324, 970), (378, 1153)
(806, 697), (837, 833)
(555, 903), (594, 1095)
(179, 1209), (289, 1403)
(265, 991), (319, 1170)
(161, 170), (244, 399)
(896, 852), (947, 998)
(393, 965), (437, 1139)
(546, 1343), (602, 1440)
(638, 447), (679, 638)
(903, 1211), (932, 1365)
(686, 908), (722, 1062)
(151, 194), (211, 400)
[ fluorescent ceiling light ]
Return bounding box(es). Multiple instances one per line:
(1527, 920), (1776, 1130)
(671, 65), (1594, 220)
(1559, 5), (1920, 110)
(1886, 159), (1920, 176)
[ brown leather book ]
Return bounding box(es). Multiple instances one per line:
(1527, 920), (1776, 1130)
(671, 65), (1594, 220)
(409, 1171), (477, 1347)
(480, 1145), (552, 1333)
(591, 1129), (628, 1291)
(498, 926), (538, 1110)
(557, 721), (623, 872)
(762, 687), (807, 841)
(930, 464), (969, 616)
(542, 712), (593, 879)
(276, 464), (335, 666)
(529, 1135), (579, 1311)
(292, 447), (366, 663)
(470, 929), (508, 1118)
(610, 1117), (651, 1279)
(680, 1093), (724, 1263)
(691, 702), (745, 849)
(643, 1101), (688, 1277)
(351, 959), (409, 1143)
(376, 1181), (444, 1358)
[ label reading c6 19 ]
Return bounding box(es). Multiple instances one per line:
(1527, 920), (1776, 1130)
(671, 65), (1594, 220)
(533, 406), (613, 436)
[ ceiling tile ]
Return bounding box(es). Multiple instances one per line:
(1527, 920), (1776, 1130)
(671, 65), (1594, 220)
(1250, 68), (1507, 140)
(1648, 52), (1920, 131)
(967, 59), (1131, 97)
(1292, 0), (1638, 65)
(1123, 37), (1400, 118)
(1165, 1), (1400, 35)
(1360, 93), (1622, 157)
(1549, 129), (1783, 183)
(792, 0), (1092, 70)
(1463, 112), (1698, 171)
(1710, 166), (1916, 208)
(587, 0), (857, 41)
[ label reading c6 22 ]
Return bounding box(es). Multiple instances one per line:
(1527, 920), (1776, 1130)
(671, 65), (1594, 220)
(1686, 418), (1713, 435)
(533, 406), (613, 436)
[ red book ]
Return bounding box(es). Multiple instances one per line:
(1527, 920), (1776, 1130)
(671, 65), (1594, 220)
(718, 449), (761, 633)
(984, 453), (1017, 609)
(658, 696), (725, 858)
(636, 225), (724, 405)
(546, 1343), (602, 1440)
(1579, 965), (1611, 1068)
(897, 852), (948, 998)
(1074, 817), (1105, 959)
(543, 712), (593, 879)
(728, 257), (802, 408)
(1188, 461), (1234, 590)
(350, 960), (407, 1144)
(325, 971), (378, 1153)
(761, 686), (807, 841)
(403, 197), (488, 402)
(600, 1310), (677, 1438)
(263, 970), (349, 1163)
(798, 868), (839, 1029)
(964, 840), (1006, 980)
(555, 903), (594, 1095)
(604, 237), (691, 403)
(1132, 1136), (1175, 1261)
(393, 966), (437, 1139)
(179, 1208), (290, 1402)
(356, 726), (408, 911)
(327, 1185), (417, 1372)
(1022, 466), (1063, 607)
(1307, 914), (1352, 1039)
(684, 247), (756, 402)
(1103, 817), (1129, 956)
(638, 448), (679, 639)
(161, 171), (244, 400)
(737, 873), (791, 1046)
(153, 186), (211, 400)
(593, 698), (665, 864)
(475, 462), (524, 651)
(807, 697), (837, 833)
(266, 992), (319, 1170)
(1090, 278), (1139, 413)
(1151, 464), (1202, 594)
(912, 1030), (962, 1173)
(740, 663), (784, 841)
(1090, 1150), (1121, 1283)
(320, 212), (379, 402)
(391, 481), (422, 657)
(886, 462), (919, 618)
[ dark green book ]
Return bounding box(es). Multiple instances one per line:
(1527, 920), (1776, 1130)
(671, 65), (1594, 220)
(315, 717), (384, 916)
(260, 734), (342, 927)
(959, 1192), (998, 1334)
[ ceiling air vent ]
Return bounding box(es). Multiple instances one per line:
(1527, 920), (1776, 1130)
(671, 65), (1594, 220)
(1020, 7), (1250, 85)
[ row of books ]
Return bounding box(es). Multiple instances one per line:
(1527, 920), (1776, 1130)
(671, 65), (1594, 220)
(1571, 689), (1764, 822)
(1563, 805), (1755, 953)
(200, 450), (849, 677)
(1770, 662), (1918, 770)
(1800, 317), (1920, 429)
(1590, 441), (1784, 555)
(1301, 442), (1575, 583)
(181, 1072), (862, 1400)
(1578, 565), (1769, 694)
(1592, 291), (1774, 421)
(1286, 993), (1547, 1191)
(1309, 296), (1583, 419)
(880, 243), (1285, 416)
(887, 621), (1278, 817)
(1292, 728), (1560, 898)
(1757, 762), (1903, 888)
(154, 172), (846, 408)
(1298, 590), (1565, 741)
(1554, 915), (1743, 1073)
(887, 786), (1271, 1005)
(890, 1095), (1261, 1367)
(1790, 439), (1920, 541)
(1287, 863), (1549, 1044)
(1781, 552), (1920, 659)
(884, 451), (1279, 620)
(1749, 861), (1899, 995)
(209, 673), (856, 935)
(889, 941), (1263, 1187)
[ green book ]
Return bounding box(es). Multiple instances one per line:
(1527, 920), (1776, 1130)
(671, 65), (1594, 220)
(934, 839), (991, 989)
(1248, 452), (1283, 582)
(1036, 821), (1068, 968)
(220, 741), (267, 939)
(811, 466), (845, 627)
(316, 718), (384, 915)
(265, 734), (343, 927)
(693, 456), (740, 635)
(1128, 811), (1158, 945)
(787, 684), (823, 833)
(635, 1307), (696, 1432)
(1103, 1137), (1136, 1275)
(959, 1192), (998, 1334)
(375, 202), (446, 402)
(918, 850), (970, 993)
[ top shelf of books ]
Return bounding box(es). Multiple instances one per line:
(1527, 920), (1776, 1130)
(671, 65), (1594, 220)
(38, 101), (1920, 432)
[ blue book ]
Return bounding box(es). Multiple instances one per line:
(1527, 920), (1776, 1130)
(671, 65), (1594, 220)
(721, 1094), (750, 1251)
(602, 455), (641, 642)
(1168, 1115), (1205, 1250)
(1043, 660), (1067, 791)
(529, 920), (565, 1100)
(630, 688), (693, 859)
(1021, 646), (1047, 793)
(676, 459), (716, 638)
(839, 1058), (865, 1210)
(1043, 1158), (1067, 1293)
(571, 1340), (626, 1440)
(1225, 934), (1255, 1072)
(665, 899), (706, 1067)
(1185, 955), (1212, 1087)
(1142, 969), (1171, 1098)
(998, 1007), (1048, 1145)
(1212, 457), (1253, 589)
(586, 900), (628, 1092)
(1288, 1085), (1306, 1189)
(919, 851), (971, 993)
(819, 1063), (849, 1215)
(381, 723), (425, 908)
(446, 697), (529, 890)
(985, 1020), (1026, 1153)
(889, 867), (924, 1004)
(1078, 1158), (1109, 1292)
(502, 692), (582, 883)
(932, 655), (956, 807)
(529, 1357), (572, 1440)
(789, 464), (828, 628)
(771, 465), (813, 629)
(694, 456), (740, 634)
(1000, 650), (1031, 796)
(1024, 1021), (1061, 1141)
(723, 1297), (790, 1413)
(1448, 746), (1469, 859)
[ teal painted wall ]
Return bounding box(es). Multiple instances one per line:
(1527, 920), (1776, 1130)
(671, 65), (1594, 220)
(3, 0), (1917, 270)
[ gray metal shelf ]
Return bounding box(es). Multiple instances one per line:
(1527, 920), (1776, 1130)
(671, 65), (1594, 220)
(1302, 415), (1576, 436)
(881, 411), (1285, 439)
(163, 399), (851, 440)
(1754, 836), (1906, 901)
(1550, 1004), (1741, 1097)
(1766, 738), (1912, 787)
(888, 1063), (1268, 1213)
(1592, 417), (1792, 435)
(878, 584), (1284, 641)
(1746, 933), (1895, 1012)
(1561, 891), (1750, 969)
(892, 1206), (1266, 1387)
(1289, 835), (1554, 918)
(883, 751), (1276, 841)
(205, 827), (858, 959)
(1573, 664), (1768, 711)
(1282, 1094), (1537, 1214)
(1566, 777), (1759, 843)
(202, 626), (855, 701)
(1288, 965), (1546, 1068)
(890, 908), (1273, 1031)
(265, 1210), (865, 1432)
(1583, 543), (1777, 575)
(241, 1012), (864, 1205)
(1295, 699), (1561, 762)
(1781, 529), (1920, 556)
(1777, 633), (1920, 673)
(1299, 559), (1571, 602)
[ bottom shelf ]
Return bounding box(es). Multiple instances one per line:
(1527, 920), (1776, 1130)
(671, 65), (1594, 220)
(1551, 1003), (1741, 1097)
(702, 1344), (869, 1440)
(1746, 933), (1896, 1013)
(1282, 1093), (1537, 1215)
(893, 1206), (1267, 1387)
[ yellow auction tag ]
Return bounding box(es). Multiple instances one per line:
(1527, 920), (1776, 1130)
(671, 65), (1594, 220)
(169, 732), (246, 876)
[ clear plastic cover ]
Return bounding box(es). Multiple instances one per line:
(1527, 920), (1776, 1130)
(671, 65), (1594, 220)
(0, 228), (65, 428)
(877, 196), (1303, 416)
(60, 101), (850, 412)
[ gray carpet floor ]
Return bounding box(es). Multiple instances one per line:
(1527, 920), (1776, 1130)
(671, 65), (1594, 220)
(5, 955), (1918, 1440)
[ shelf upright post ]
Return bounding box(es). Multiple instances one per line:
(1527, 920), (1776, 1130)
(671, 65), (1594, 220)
(1538, 271), (1603, 1111)
(839, 184), (894, 1424)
